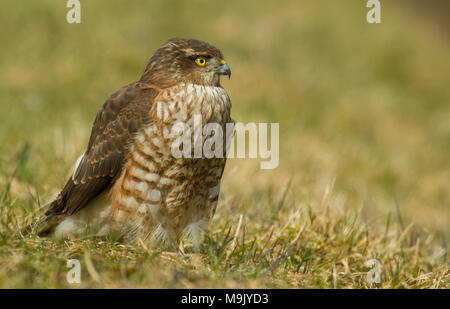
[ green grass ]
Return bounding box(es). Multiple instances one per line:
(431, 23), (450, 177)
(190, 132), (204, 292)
(0, 0), (449, 288)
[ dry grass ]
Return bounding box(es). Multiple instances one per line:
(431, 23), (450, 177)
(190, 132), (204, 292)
(0, 0), (448, 288)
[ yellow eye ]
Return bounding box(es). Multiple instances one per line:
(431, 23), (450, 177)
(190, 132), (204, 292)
(195, 57), (207, 66)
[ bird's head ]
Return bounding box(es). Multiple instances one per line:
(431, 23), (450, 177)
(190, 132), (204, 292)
(140, 38), (231, 88)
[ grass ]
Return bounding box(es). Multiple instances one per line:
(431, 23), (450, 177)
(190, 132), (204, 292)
(0, 0), (449, 288)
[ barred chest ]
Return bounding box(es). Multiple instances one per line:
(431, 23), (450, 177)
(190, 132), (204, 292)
(112, 83), (233, 239)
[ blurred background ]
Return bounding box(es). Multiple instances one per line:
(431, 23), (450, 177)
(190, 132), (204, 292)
(0, 0), (449, 243)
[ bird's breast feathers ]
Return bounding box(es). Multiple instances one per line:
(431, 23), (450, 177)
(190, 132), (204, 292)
(151, 83), (231, 124)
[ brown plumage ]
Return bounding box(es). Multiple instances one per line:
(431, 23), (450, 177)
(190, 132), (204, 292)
(37, 38), (233, 250)
(45, 84), (158, 218)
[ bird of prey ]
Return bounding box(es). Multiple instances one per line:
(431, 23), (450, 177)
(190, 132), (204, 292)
(36, 38), (233, 250)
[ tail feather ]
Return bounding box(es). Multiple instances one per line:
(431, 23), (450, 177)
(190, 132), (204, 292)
(36, 215), (62, 237)
(21, 197), (66, 237)
(21, 214), (62, 237)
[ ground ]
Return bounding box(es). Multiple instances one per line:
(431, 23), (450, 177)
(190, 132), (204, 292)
(0, 0), (448, 288)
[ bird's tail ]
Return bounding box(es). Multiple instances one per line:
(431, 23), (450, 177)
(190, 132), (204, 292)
(21, 215), (57, 237)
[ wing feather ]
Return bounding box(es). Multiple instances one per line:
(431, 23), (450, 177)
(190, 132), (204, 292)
(40, 82), (160, 231)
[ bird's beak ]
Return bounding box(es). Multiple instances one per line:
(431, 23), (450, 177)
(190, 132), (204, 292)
(217, 61), (231, 79)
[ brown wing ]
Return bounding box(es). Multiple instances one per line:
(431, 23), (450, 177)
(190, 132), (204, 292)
(40, 82), (160, 231)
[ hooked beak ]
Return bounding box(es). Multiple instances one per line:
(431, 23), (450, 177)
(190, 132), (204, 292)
(217, 61), (231, 79)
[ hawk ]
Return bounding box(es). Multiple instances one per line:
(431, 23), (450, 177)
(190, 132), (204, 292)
(37, 38), (233, 250)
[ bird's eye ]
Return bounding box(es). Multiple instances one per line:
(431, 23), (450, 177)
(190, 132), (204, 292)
(195, 57), (207, 66)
